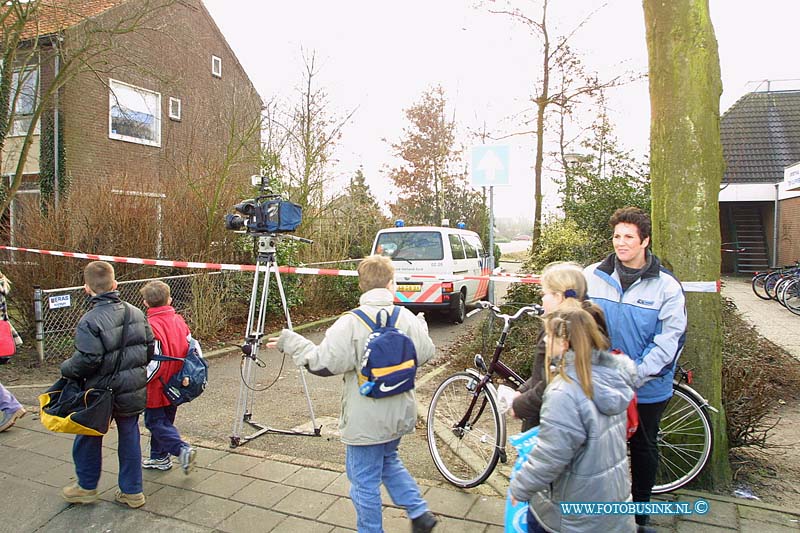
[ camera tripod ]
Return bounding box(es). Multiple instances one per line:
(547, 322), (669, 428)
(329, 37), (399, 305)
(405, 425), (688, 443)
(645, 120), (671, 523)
(230, 233), (321, 448)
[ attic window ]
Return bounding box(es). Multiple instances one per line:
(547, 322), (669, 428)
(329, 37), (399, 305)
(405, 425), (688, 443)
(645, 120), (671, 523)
(168, 97), (181, 121)
(212, 55), (222, 78)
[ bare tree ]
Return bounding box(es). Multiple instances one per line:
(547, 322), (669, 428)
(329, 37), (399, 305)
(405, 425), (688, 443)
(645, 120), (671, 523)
(279, 51), (356, 242)
(488, 1), (626, 247)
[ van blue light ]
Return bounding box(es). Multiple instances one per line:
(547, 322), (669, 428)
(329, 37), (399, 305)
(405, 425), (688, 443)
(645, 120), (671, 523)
(395, 219), (405, 227)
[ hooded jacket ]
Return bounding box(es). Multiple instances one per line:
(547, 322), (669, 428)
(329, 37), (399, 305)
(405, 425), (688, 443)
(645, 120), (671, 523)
(145, 305), (191, 408)
(509, 349), (637, 533)
(277, 288), (435, 445)
(61, 292), (154, 417)
(584, 253), (687, 403)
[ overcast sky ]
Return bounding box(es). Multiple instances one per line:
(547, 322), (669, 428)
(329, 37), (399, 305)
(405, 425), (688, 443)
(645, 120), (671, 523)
(203, 0), (800, 221)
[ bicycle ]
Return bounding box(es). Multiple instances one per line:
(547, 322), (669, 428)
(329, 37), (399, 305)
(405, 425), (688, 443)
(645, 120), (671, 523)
(426, 301), (716, 494)
(426, 301), (541, 488)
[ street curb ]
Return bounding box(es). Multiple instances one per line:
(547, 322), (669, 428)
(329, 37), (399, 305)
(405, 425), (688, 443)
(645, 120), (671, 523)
(201, 314), (341, 361)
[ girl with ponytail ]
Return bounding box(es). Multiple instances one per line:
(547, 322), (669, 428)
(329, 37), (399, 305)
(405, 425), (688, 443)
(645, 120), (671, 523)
(510, 262), (608, 430)
(510, 306), (637, 533)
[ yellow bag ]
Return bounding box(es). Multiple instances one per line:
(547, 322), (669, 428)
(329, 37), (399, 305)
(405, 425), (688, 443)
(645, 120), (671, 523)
(38, 378), (113, 436)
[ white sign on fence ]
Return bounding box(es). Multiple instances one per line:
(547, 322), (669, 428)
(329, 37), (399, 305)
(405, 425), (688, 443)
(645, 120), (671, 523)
(48, 294), (71, 310)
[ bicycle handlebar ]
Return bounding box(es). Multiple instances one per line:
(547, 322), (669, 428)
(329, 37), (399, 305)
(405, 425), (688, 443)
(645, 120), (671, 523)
(470, 301), (544, 321)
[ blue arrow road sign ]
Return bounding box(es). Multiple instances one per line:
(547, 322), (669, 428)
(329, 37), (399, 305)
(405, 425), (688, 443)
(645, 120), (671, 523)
(471, 145), (510, 186)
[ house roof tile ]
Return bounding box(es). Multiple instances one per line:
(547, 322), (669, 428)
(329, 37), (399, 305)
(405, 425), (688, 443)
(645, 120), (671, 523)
(721, 90), (800, 183)
(8, 0), (128, 41)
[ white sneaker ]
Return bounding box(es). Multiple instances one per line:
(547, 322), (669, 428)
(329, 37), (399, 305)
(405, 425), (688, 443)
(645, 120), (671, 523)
(179, 446), (196, 475)
(142, 456), (172, 470)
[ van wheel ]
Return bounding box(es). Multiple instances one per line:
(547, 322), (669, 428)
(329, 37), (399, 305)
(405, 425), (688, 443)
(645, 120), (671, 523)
(449, 293), (466, 324)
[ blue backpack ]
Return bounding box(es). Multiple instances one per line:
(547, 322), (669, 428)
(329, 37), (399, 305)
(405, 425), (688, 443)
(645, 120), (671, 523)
(350, 307), (418, 399)
(153, 338), (208, 406)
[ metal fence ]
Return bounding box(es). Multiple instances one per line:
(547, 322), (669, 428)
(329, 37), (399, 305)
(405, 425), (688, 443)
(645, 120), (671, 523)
(34, 272), (225, 362)
(32, 260), (362, 362)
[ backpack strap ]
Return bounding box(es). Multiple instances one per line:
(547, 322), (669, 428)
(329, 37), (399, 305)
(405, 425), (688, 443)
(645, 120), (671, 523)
(350, 307), (397, 330)
(386, 306), (401, 328)
(153, 354), (184, 362)
(350, 309), (378, 331)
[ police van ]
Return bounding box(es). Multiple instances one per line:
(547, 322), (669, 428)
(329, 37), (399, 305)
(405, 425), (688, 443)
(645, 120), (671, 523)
(371, 223), (490, 323)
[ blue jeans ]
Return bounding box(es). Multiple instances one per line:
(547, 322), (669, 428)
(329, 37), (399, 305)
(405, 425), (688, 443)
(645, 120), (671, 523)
(0, 382), (22, 412)
(527, 506), (547, 533)
(144, 405), (186, 459)
(345, 439), (428, 533)
(73, 414), (142, 494)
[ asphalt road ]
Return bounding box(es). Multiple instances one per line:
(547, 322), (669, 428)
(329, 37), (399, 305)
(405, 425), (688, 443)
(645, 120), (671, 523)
(175, 310), (484, 487)
(174, 262), (520, 489)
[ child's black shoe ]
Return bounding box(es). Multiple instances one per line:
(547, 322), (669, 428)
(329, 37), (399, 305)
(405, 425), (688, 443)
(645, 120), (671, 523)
(411, 511), (437, 532)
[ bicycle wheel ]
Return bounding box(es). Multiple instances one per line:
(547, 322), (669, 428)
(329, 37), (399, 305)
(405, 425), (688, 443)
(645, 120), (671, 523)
(775, 277), (791, 307)
(783, 279), (800, 316)
(427, 372), (502, 488)
(751, 272), (771, 300)
(764, 272), (783, 300)
(652, 383), (713, 494)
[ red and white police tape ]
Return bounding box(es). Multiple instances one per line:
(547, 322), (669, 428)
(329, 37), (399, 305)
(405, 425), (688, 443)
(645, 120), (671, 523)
(0, 245), (720, 292)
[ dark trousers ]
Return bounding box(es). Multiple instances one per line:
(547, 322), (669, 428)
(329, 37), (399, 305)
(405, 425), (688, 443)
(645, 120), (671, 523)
(144, 405), (185, 459)
(526, 507), (548, 533)
(73, 414), (142, 494)
(630, 398), (669, 523)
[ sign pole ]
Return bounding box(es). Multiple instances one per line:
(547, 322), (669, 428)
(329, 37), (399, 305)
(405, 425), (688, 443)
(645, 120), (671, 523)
(489, 185), (495, 303)
(470, 144), (509, 305)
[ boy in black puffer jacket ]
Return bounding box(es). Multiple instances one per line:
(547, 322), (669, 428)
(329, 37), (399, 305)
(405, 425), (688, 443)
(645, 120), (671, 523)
(60, 261), (154, 508)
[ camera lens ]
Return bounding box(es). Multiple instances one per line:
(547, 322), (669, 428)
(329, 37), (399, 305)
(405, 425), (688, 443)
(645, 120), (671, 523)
(224, 214), (246, 231)
(234, 200), (258, 216)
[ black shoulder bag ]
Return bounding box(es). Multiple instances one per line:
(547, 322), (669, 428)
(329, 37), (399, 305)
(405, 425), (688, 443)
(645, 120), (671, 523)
(39, 304), (131, 436)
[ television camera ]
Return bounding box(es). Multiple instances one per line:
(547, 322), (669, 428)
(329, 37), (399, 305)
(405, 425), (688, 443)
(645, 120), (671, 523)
(224, 175), (302, 235)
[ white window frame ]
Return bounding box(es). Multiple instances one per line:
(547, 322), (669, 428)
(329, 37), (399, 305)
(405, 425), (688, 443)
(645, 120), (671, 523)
(212, 55), (222, 78)
(9, 65), (41, 137)
(168, 97), (181, 121)
(108, 79), (161, 147)
(7, 176), (41, 247)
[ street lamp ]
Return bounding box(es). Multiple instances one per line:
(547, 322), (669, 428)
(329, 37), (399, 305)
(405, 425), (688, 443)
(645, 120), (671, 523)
(563, 153), (588, 216)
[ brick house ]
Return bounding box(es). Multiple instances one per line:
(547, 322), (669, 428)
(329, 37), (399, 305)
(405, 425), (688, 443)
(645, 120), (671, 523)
(1, 0), (262, 249)
(719, 90), (800, 274)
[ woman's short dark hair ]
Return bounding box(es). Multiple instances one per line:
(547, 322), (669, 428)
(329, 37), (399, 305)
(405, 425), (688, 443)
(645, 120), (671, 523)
(609, 206), (651, 242)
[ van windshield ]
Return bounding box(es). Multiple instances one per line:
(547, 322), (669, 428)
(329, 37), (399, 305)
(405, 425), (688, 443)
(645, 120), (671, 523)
(375, 231), (444, 261)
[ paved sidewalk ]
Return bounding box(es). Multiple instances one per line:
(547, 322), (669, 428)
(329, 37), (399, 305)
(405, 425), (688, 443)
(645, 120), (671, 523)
(3, 414), (800, 532)
(721, 276), (800, 360)
(0, 415), (506, 533)
(2, 276), (800, 532)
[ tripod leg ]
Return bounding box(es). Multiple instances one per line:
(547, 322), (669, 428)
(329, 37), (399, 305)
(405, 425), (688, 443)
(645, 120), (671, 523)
(272, 261), (320, 434)
(230, 258), (267, 447)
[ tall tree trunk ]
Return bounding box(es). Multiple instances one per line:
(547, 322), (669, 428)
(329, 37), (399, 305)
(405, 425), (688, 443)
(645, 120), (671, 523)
(531, 2), (549, 249)
(643, 0), (731, 488)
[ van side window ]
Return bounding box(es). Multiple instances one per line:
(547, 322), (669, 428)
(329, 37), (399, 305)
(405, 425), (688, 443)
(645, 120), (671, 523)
(464, 235), (485, 257)
(463, 237), (478, 259)
(449, 234), (466, 260)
